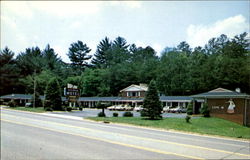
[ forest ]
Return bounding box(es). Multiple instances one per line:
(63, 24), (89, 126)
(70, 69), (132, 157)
(0, 32), (249, 97)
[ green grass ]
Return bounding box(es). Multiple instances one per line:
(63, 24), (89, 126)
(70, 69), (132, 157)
(87, 117), (250, 139)
(8, 107), (45, 113)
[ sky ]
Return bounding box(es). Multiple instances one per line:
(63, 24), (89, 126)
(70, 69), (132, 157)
(1, 1), (249, 62)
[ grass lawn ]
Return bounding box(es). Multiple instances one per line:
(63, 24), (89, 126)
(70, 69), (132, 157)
(87, 117), (250, 139)
(8, 107), (45, 113)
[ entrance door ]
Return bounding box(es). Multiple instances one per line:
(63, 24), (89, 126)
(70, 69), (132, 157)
(194, 101), (201, 114)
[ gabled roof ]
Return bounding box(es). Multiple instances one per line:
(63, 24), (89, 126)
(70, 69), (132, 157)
(120, 84), (148, 92)
(191, 88), (250, 99)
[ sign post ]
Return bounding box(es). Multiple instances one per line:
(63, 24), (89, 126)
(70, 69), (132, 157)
(65, 84), (79, 108)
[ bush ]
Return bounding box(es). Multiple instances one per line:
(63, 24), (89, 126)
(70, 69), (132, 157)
(8, 100), (16, 107)
(45, 107), (53, 112)
(123, 111), (133, 117)
(66, 107), (72, 112)
(113, 112), (119, 117)
(98, 112), (106, 117)
(185, 115), (191, 123)
(187, 102), (193, 115)
(200, 103), (210, 117)
(79, 107), (83, 111)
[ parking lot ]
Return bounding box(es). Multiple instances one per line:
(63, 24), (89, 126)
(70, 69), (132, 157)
(49, 108), (188, 118)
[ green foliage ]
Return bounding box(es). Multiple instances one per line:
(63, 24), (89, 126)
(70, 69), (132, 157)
(45, 77), (62, 110)
(1, 32), (250, 99)
(8, 100), (16, 107)
(45, 107), (53, 112)
(141, 80), (162, 120)
(0, 47), (20, 95)
(113, 112), (119, 117)
(91, 37), (112, 68)
(98, 112), (106, 117)
(67, 41), (92, 73)
(66, 107), (72, 112)
(187, 102), (193, 115)
(123, 111), (133, 117)
(200, 103), (210, 117)
(185, 115), (191, 123)
(31, 92), (42, 107)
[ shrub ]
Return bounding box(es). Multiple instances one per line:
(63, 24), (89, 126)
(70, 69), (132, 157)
(98, 112), (106, 117)
(66, 107), (72, 112)
(185, 115), (191, 123)
(200, 103), (210, 117)
(123, 111), (133, 117)
(187, 102), (193, 115)
(79, 107), (83, 111)
(45, 107), (53, 112)
(113, 112), (119, 117)
(8, 100), (16, 107)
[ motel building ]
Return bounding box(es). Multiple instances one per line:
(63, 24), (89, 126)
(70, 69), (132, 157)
(192, 88), (250, 126)
(79, 84), (192, 109)
(1, 85), (249, 126)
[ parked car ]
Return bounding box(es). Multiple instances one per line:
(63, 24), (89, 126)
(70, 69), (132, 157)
(115, 105), (124, 111)
(169, 107), (181, 113)
(134, 105), (143, 112)
(25, 102), (32, 107)
(124, 105), (133, 111)
(107, 105), (116, 111)
(169, 107), (187, 113)
(162, 106), (170, 113)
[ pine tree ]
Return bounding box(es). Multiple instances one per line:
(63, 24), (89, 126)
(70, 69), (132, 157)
(141, 80), (162, 120)
(91, 37), (112, 68)
(200, 103), (210, 117)
(45, 77), (62, 110)
(187, 101), (193, 115)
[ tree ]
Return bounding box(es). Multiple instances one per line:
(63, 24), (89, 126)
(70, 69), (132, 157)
(67, 41), (92, 72)
(200, 103), (210, 117)
(0, 47), (20, 95)
(16, 47), (44, 76)
(45, 77), (62, 110)
(91, 37), (112, 68)
(187, 101), (193, 115)
(42, 44), (62, 71)
(141, 80), (162, 120)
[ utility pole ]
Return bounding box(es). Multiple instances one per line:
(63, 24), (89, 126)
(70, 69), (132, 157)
(33, 69), (36, 108)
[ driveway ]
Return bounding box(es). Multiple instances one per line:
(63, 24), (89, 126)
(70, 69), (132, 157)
(49, 108), (188, 118)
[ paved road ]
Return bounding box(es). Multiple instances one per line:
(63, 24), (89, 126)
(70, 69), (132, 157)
(1, 108), (250, 160)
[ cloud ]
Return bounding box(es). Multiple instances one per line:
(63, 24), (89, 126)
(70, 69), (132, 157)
(1, 15), (29, 53)
(53, 45), (70, 63)
(108, 1), (141, 8)
(69, 21), (82, 29)
(186, 15), (249, 48)
(1, 1), (102, 19)
(30, 1), (102, 18)
(152, 43), (163, 56)
(1, 1), (33, 18)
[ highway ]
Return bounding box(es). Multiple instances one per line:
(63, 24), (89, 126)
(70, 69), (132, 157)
(1, 108), (250, 159)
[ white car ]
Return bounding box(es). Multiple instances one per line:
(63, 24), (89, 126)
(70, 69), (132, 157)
(124, 105), (133, 111)
(134, 106), (143, 112)
(107, 106), (116, 111)
(163, 106), (170, 113)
